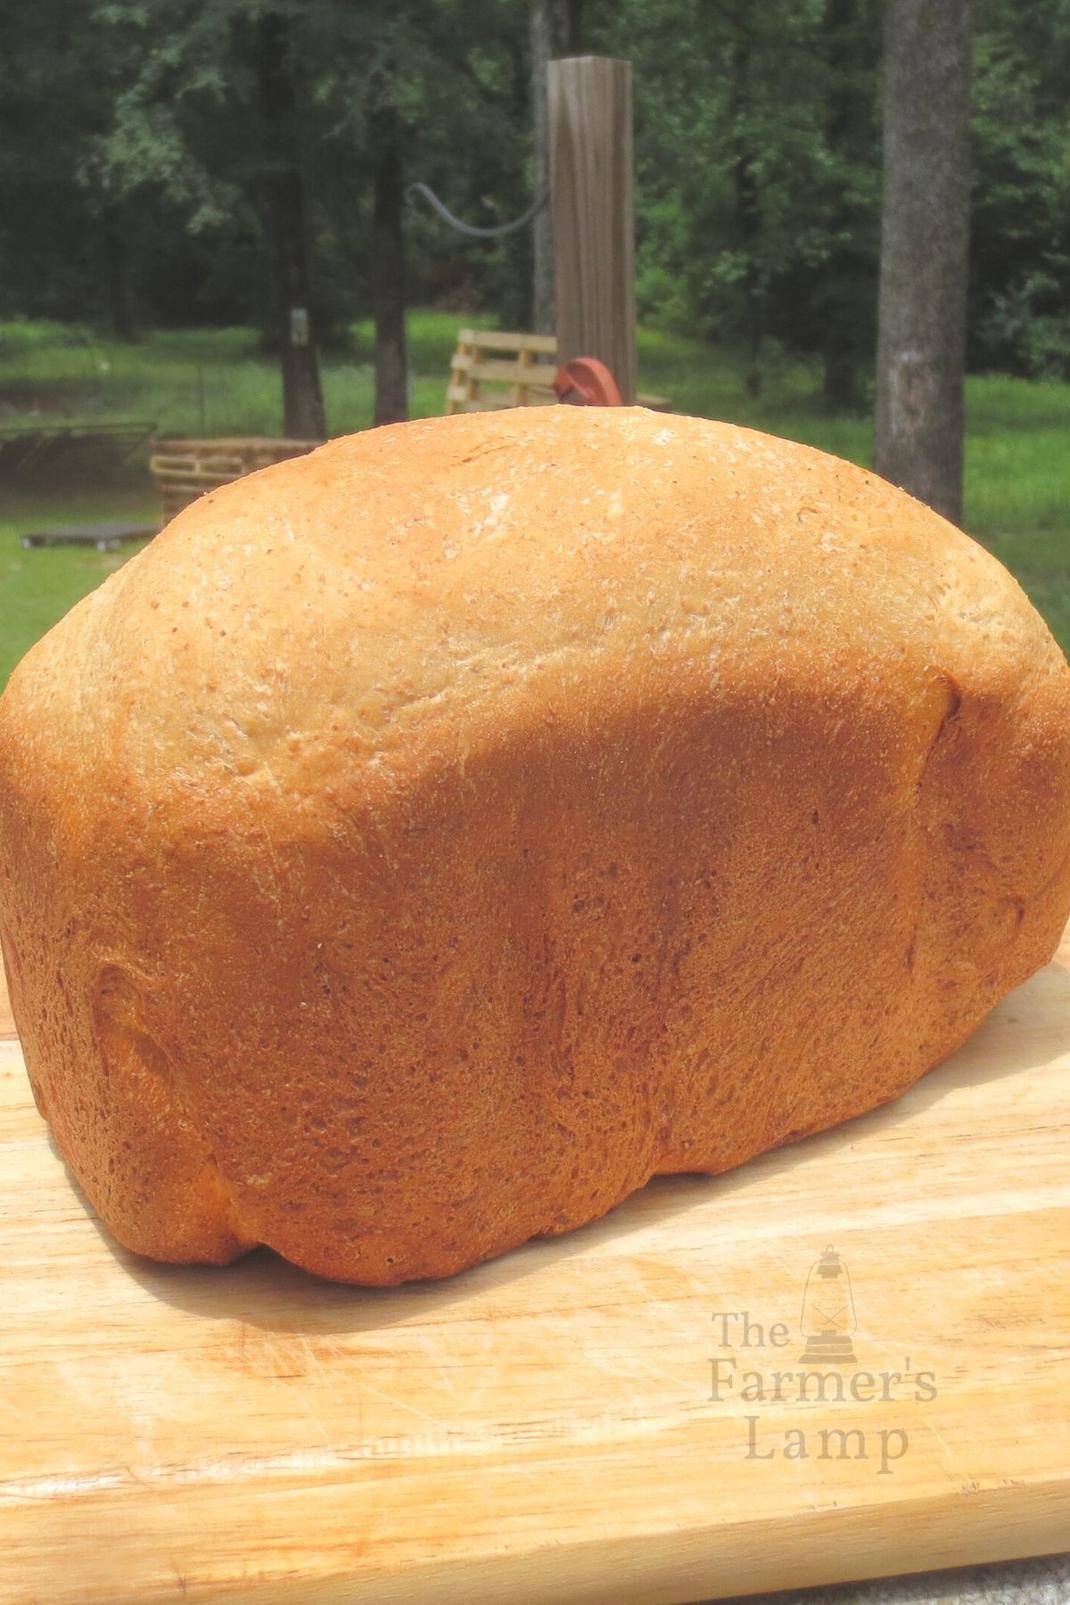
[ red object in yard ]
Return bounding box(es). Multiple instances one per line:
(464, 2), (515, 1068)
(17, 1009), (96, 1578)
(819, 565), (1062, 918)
(552, 357), (624, 407)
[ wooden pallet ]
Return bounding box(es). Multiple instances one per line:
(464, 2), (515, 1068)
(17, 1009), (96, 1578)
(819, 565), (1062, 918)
(20, 521), (156, 552)
(446, 329), (669, 414)
(0, 420), (155, 475)
(446, 329), (560, 414)
(150, 437), (321, 525)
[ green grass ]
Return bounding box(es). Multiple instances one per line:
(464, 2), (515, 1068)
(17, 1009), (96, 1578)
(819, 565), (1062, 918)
(1, 313), (1068, 685)
(0, 489), (157, 683)
(0, 313), (471, 438)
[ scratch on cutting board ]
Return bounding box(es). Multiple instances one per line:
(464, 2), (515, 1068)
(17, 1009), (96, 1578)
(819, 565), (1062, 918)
(265, 1332), (332, 1449)
(0, 1400), (688, 1504)
(924, 1415), (958, 1475)
(244, 1325), (457, 1437)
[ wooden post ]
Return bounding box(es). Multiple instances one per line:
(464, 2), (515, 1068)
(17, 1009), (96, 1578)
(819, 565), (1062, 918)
(548, 56), (637, 405)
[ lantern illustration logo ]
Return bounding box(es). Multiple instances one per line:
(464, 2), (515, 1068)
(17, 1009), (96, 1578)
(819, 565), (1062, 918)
(798, 1245), (857, 1366)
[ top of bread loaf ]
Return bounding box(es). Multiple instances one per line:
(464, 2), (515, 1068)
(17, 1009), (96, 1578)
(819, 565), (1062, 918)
(1, 406), (1061, 827)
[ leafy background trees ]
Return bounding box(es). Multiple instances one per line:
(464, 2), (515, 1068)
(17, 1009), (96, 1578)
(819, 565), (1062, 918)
(1, 0), (1068, 411)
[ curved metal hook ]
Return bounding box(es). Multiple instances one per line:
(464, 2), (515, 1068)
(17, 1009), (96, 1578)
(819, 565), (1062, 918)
(406, 182), (548, 240)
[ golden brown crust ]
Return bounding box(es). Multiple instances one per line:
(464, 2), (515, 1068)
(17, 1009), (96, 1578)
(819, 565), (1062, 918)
(1, 407), (1068, 1283)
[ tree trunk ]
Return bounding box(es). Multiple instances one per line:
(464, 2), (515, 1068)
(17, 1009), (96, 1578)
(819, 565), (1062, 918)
(256, 12), (327, 442)
(728, 44), (763, 397)
(102, 207), (138, 342)
(371, 109), (409, 426)
(530, 0), (579, 335)
(874, 0), (972, 524)
(530, 1), (555, 334)
(820, 0), (874, 412)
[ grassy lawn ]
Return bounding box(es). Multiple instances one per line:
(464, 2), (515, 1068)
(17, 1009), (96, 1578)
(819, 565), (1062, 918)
(0, 488), (158, 684)
(1, 314), (1067, 684)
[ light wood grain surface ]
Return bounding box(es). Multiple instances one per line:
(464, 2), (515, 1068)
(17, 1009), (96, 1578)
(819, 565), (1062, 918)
(2, 932), (1069, 1604)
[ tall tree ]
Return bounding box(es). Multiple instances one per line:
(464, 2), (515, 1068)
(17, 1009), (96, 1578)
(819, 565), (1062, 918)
(0, 1), (147, 336)
(969, 0), (1070, 379)
(93, 0), (335, 437)
(875, 0), (973, 524)
(312, 2), (524, 417)
(254, 10), (326, 439)
(530, 0), (582, 334)
(370, 93), (409, 425)
(594, 0), (863, 390)
(817, 0), (880, 410)
(726, 40), (764, 397)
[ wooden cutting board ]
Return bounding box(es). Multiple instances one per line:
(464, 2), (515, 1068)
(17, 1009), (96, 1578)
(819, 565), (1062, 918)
(2, 936), (1069, 1605)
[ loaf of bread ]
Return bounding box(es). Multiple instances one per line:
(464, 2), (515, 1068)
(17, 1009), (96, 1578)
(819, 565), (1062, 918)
(1, 407), (1068, 1284)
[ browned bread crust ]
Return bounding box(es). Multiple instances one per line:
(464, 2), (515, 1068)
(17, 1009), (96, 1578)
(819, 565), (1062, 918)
(1, 407), (1068, 1284)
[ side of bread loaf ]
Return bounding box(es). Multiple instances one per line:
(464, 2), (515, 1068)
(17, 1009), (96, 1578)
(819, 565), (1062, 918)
(1, 407), (1068, 1283)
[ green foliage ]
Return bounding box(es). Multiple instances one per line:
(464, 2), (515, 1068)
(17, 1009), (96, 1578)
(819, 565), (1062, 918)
(587, 0), (881, 404)
(1, 0), (1069, 384)
(970, 0), (1070, 377)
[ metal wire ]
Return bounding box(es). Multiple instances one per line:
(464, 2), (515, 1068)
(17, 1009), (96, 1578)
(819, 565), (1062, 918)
(405, 182), (548, 240)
